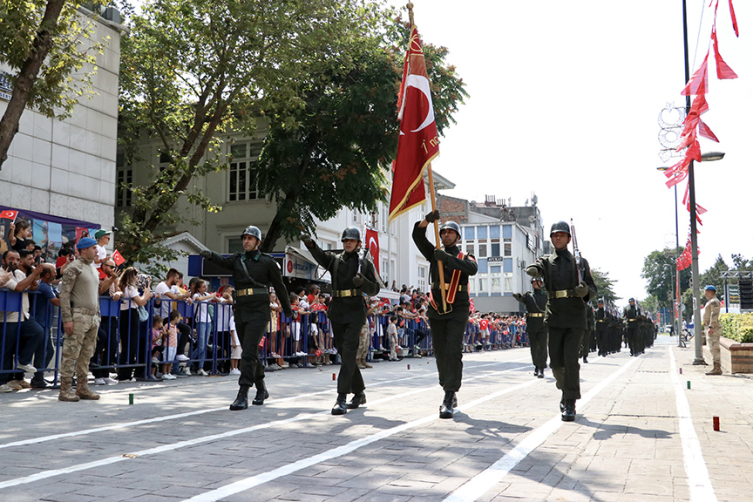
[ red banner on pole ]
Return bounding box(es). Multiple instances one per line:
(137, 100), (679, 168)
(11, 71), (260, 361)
(388, 25), (439, 222)
(365, 228), (380, 274)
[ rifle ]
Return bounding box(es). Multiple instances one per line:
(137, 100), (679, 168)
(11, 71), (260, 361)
(570, 219), (584, 283)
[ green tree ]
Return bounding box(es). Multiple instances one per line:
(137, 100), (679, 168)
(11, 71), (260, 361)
(0, 0), (104, 167)
(590, 268), (619, 307)
(117, 0), (466, 261)
(731, 254), (753, 271)
(641, 248), (691, 310)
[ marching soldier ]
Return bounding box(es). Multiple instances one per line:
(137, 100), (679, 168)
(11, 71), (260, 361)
(513, 278), (549, 378)
(201, 226), (294, 410)
(303, 228), (380, 415)
(624, 298), (642, 356)
(526, 221), (597, 422)
(594, 299), (608, 356)
(703, 285), (722, 375)
(581, 302), (595, 363)
(413, 211), (478, 419)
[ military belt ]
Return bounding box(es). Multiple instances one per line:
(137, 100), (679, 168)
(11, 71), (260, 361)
(597, 320), (606, 323)
(72, 307), (99, 316)
(236, 288), (268, 297)
(528, 313), (543, 318)
(628, 319), (638, 322)
(333, 289), (359, 298)
(432, 283), (465, 292)
(553, 289), (576, 299)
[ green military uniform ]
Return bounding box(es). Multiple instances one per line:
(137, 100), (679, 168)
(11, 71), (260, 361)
(526, 221), (596, 421)
(595, 301), (608, 356)
(58, 254), (101, 401)
(513, 284), (548, 377)
(305, 229), (380, 414)
(202, 229), (293, 409)
(413, 219), (478, 418)
(580, 303), (595, 362)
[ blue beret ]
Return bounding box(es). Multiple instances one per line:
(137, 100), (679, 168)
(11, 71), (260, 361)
(76, 237), (97, 250)
(705, 285), (716, 292)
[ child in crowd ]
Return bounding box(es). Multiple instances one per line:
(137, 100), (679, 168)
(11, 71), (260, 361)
(162, 310), (180, 380)
(191, 279), (216, 376)
(150, 315), (166, 380)
(229, 313), (241, 375)
(289, 292), (303, 359)
(387, 315), (399, 361)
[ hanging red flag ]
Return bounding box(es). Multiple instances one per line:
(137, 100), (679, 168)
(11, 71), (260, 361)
(712, 26), (738, 79)
(0, 210), (18, 222)
(698, 119), (719, 142)
(681, 52), (709, 96)
(728, 0), (739, 37)
(365, 228), (380, 274)
(112, 250), (126, 266)
(389, 25), (439, 222)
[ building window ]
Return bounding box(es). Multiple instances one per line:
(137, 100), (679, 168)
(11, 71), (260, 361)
(466, 244), (475, 256)
(116, 169), (132, 207)
(418, 265), (427, 292)
(468, 279), (475, 294)
(228, 143), (261, 202)
(381, 203), (388, 233)
(491, 266), (501, 293)
(504, 238), (512, 257)
(228, 237), (243, 253)
(478, 244), (487, 258)
(477, 226), (488, 240)
(464, 226), (475, 241)
(478, 277), (486, 292)
(491, 243), (500, 257)
(504, 272), (513, 292)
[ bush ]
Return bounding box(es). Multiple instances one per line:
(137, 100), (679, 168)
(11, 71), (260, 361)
(720, 313), (753, 343)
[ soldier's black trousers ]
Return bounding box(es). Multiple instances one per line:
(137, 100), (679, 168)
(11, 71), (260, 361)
(548, 325), (583, 400)
(528, 327), (548, 369)
(331, 320), (365, 395)
(428, 317), (466, 392)
(627, 326), (639, 355)
(580, 329), (594, 358)
(595, 325), (608, 355)
(237, 311), (269, 388)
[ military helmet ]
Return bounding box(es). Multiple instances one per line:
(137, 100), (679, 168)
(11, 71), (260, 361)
(341, 227), (361, 242)
(439, 221), (461, 236)
(241, 225), (262, 241)
(549, 221), (571, 236)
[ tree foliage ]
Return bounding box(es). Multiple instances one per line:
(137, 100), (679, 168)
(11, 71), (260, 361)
(116, 0), (467, 260)
(0, 0), (105, 166)
(590, 267), (619, 307)
(641, 248), (692, 310)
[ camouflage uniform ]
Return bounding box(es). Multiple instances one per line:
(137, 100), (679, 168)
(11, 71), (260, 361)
(703, 294), (722, 372)
(59, 256), (101, 401)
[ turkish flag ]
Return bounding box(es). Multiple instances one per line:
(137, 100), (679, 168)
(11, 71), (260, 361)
(112, 250), (126, 266)
(365, 228), (380, 274)
(0, 210), (18, 222)
(389, 25), (439, 222)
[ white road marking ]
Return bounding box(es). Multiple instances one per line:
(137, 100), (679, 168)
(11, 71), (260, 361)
(181, 379), (540, 502)
(0, 357), (528, 450)
(442, 355), (639, 502)
(668, 347), (717, 502)
(0, 360), (530, 490)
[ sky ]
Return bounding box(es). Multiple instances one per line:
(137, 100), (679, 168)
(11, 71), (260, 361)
(385, 0), (753, 304)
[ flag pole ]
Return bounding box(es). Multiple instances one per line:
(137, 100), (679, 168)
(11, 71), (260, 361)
(426, 162), (448, 312)
(406, 2), (447, 312)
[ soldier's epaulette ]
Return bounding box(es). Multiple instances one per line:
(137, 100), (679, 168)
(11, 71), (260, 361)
(261, 252), (274, 259)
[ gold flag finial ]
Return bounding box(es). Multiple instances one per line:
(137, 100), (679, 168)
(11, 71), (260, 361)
(407, 2), (415, 28)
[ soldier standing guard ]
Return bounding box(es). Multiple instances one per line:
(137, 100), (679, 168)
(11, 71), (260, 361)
(200, 226), (294, 410)
(303, 228), (380, 415)
(513, 278), (549, 378)
(526, 221), (596, 422)
(412, 211), (478, 419)
(58, 237), (102, 402)
(703, 285), (723, 375)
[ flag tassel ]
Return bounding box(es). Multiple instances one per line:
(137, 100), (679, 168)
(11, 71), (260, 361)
(426, 163), (448, 312)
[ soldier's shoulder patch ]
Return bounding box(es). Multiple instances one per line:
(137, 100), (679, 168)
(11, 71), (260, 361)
(466, 253), (477, 262)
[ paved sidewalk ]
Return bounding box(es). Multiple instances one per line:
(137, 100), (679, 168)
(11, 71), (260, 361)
(0, 335), (751, 502)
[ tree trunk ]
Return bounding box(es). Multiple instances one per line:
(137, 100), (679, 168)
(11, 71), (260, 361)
(261, 194), (297, 253)
(0, 0), (67, 169)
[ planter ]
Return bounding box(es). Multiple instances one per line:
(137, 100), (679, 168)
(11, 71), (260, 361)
(703, 336), (753, 374)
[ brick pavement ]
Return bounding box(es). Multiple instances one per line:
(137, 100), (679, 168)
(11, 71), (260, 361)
(0, 335), (752, 502)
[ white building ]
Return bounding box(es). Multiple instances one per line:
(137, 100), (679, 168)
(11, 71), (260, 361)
(0, 6), (124, 241)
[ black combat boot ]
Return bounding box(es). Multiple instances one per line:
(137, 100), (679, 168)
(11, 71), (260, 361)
(561, 399), (576, 422)
(559, 392), (565, 412)
(439, 391), (455, 419)
(230, 385), (250, 410)
(252, 381), (269, 406)
(331, 393), (348, 415)
(583, 356), (588, 363)
(533, 367), (539, 377)
(537, 367), (544, 379)
(346, 391), (366, 409)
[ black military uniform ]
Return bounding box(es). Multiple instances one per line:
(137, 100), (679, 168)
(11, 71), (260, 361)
(624, 299), (642, 356)
(304, 227), (379, 415)
(580, 303), (595, 363)
(595, 300), (608, 356)
(526, 221), (596, 422)
(413, 214), (478, 419)
(513, 279), (549, 378)
(201, 226), (293, 410)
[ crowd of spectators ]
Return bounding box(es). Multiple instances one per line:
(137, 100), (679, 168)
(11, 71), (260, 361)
(0, 220), (528, 394)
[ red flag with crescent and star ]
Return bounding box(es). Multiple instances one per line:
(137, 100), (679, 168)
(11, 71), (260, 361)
(365, 228), (380, 274)
(388, 25), (439, 222)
